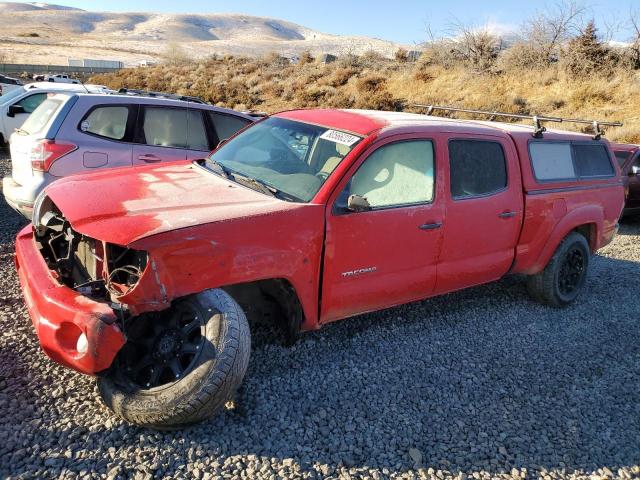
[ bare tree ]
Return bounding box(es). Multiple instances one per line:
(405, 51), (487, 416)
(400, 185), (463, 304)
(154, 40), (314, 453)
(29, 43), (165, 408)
(444, 19), (504, 71)
(629, 8), (640, 68)
(522, 0), (586, 65)
(162, 42), (191, 66)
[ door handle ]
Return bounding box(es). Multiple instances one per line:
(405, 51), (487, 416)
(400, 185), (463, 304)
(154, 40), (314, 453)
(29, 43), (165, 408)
(138, 154), (161, 163)
(498, 211), (516, 218)
(419, 222), (442, 230)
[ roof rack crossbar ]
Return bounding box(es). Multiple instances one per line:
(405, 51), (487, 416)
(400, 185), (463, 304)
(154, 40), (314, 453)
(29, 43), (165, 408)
(413, 104), (622, 140)
(116, 88), (206, 104)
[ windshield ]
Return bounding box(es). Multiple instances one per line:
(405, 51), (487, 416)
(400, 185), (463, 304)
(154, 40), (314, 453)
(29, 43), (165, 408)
(206, 117), (362, 202)
(0, 87), (26, 106)
(21, 97), (65, 135)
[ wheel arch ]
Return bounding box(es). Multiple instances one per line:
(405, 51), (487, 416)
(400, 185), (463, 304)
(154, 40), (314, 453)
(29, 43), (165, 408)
(222, 278), (307, 343)
(526, 205), (603, 274)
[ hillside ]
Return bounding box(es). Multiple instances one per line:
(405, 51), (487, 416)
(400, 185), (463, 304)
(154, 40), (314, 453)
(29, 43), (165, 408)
(0, 2), (405, 65)
(91, 54), (640, 145)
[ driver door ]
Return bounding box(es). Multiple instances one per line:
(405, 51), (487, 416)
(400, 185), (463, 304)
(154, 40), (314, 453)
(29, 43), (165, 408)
(320, 135), (444, 323)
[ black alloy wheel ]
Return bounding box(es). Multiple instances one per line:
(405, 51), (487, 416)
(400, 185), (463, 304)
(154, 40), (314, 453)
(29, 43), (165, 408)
(119, 301), (208, 390)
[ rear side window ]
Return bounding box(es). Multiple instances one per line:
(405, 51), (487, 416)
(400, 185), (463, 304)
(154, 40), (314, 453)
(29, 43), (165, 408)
(208, 112), (251, 142)
(138, 107), (209, 150)
(529, 141), (614, 181)
(82, 106), (129, 140)
(573, 144), (614, 177)
(449, 140), (507, 198)
(614, 151), (631, 167)
(20, 98), (63, 135)
(186, 110), (209, 151)
(529, 143), (575, 181)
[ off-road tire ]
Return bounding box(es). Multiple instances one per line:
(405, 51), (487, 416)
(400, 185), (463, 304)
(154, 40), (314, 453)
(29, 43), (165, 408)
(527, 231), (590, 307)
(97, 289), (250, 429)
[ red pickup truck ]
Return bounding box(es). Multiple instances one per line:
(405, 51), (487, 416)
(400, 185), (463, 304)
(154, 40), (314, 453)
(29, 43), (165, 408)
(611, 142), (640, 216)
(15, 108), (624, 428)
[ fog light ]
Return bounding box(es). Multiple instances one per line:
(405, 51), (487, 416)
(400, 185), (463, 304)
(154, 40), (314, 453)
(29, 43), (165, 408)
(76, 332), (88, 354)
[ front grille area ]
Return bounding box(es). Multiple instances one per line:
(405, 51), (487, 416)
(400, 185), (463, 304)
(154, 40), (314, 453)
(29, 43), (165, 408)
(34, 201), (147, 301)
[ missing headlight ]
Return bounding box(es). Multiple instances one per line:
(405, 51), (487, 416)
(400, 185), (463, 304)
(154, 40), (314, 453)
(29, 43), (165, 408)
(105, 244), (148, 300)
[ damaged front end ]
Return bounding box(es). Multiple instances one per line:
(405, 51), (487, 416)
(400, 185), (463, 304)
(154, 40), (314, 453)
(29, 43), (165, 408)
(33, 196), (149, 307)
(16, 194), (169, 375)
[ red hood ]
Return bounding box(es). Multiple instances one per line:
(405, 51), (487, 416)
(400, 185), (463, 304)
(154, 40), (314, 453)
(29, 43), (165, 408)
(44, 162), (298, 245)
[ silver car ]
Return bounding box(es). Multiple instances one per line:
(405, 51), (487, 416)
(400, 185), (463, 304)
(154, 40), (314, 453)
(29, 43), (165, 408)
(3, 92), (255, 218)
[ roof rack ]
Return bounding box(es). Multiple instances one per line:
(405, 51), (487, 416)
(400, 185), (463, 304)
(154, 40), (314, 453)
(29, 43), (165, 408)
(413, 104), (622, 140)
(116, 88), (207, 105)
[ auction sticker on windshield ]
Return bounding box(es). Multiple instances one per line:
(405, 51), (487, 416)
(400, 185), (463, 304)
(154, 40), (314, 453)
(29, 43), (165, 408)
(320, 129), (360, 146)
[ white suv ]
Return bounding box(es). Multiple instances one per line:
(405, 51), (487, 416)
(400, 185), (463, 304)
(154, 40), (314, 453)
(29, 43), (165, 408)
(3, 91), (255, 218)
(0, 82), (107, 145)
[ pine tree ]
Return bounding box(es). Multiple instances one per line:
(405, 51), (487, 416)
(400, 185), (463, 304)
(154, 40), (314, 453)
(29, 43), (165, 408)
(564, 20), (612, 76)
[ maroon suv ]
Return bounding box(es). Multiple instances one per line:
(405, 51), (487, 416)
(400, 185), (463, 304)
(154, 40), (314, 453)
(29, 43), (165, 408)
(612, 143), (640, 216)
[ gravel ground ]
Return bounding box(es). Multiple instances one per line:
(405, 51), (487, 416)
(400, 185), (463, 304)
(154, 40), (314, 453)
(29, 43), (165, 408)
(0, 152), (639, 480)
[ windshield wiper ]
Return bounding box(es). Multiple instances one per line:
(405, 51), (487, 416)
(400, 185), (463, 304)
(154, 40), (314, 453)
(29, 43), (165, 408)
(14, 127), (29, 135)
(230, 172), (277, 197)
(205, 158), (230, 178)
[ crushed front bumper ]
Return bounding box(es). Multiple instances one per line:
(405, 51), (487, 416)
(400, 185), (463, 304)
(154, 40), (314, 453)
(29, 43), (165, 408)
(15, 225), (126, 375)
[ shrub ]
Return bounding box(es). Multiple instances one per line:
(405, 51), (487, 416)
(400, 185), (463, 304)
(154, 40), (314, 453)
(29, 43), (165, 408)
(299, 51), (314, 65)
(395, 48), (409, 63)
(563, 21), (616, 76)
(325, 67), (359, 87)
(356, 74), (386, 93)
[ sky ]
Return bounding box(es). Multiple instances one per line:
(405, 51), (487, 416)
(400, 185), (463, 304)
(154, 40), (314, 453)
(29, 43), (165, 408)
(9, 0), (640, 44)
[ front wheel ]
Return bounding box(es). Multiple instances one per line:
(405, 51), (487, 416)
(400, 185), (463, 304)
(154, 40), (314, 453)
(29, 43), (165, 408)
(97, 289), (250, 429)
(527, 231), (590, 307)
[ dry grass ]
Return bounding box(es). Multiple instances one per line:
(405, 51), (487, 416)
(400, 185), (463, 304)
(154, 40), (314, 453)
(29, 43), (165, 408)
(91, 55), (640, 144)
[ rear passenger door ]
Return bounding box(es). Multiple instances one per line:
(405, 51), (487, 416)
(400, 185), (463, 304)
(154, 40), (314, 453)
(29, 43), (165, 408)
(436, 135), (523, 294)
(132, 106), (210, 165)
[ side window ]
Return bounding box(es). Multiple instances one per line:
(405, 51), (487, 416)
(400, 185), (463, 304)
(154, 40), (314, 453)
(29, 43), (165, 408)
(139, 107), (188, 148)
(82, 106), (129, 140)
(16, 93), (47, 114)
(572, 144), (614, 177)
(449, 140), (507, 198)
(208, 112), (251, 142)
(529, 142), (575, 181)
(186, 110), (209, 151)
(614, 151), (630, 167)
(341, 140), (434, 209)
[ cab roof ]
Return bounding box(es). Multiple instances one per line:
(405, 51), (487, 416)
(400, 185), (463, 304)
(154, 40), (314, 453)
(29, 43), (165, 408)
(277, 108), (603, 142)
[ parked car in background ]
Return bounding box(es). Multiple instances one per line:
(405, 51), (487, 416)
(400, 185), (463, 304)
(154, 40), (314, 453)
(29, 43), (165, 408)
(44, 74), (80, 84)
(3, 91), (255, 217)
(14, 108), (624, 428)
(611, 142), (640, 216)
(0, 75), (23, 96)
(0, 82), (107, 146)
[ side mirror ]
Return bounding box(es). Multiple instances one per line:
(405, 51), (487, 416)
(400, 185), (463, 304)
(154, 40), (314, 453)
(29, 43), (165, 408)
(7, 104), (25, 118)
(631, 165), (640, 176)
(347, 194), (371, 212)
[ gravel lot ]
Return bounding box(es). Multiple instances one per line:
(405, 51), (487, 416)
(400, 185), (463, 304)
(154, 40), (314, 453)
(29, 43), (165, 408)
(0, 151), (639, 480)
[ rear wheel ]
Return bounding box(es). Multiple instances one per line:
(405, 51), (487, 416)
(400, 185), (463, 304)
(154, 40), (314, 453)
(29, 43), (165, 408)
(527, 232), (590, 307)
(98, 289), (250, 429)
